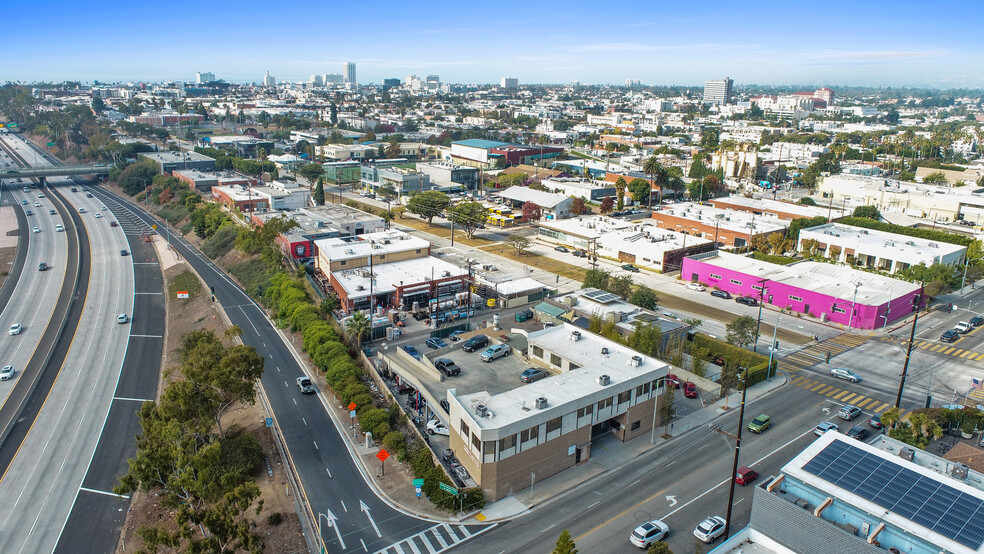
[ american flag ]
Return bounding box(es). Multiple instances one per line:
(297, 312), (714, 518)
(973, 378), (983, 390)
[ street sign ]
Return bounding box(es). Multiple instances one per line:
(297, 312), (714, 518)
(177, 291), (189, 299)
(46, 142), (54, 147)
(439, 482), (458, 495)
(152, 224), (157, 229)
(265, 417), (273, 427)
(350, 410), (356, 418)
(412, 478), (424, 487)
(487, 298), (495, 307)
(376, 449), (390, 462)
(348, 402), (357, 411)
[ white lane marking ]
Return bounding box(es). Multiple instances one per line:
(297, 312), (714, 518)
(79, 486), (129, 499)
(112, 397), (153, 402)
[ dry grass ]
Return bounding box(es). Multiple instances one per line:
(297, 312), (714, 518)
(478, 243), (589, 281)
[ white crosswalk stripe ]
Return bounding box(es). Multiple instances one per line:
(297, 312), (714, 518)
(373, 523), (497, 554)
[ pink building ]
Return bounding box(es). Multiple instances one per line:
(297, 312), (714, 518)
(682, 252), (921, 330)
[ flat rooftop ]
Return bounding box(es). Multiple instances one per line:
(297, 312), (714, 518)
(596, 222), (711, 253)
(710, 195), (849, 219)
(315, 230), (431, 262)
(655, 202), (789, 234)
(142, 150), (215, 163)
(498, 185), (569, 208)
(538, 214), (636, 239)
(801, 222), (966, 262)
(332, 256), (465, 300)
(253, 205), (382, 233)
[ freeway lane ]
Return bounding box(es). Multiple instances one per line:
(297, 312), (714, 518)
(0, 180), (29, 313)
(89, 185), (494, 553)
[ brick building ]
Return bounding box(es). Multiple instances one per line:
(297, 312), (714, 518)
(650, 202), (788, 248)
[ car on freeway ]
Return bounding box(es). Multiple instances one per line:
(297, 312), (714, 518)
(117, 313), (129, 324)
(9, 323), (22, 335)
(37, 192), (44, 198)
(710, 290), (732, 299)
(55, 224), (63, 232)
(120, 250), (129, 256)
(748, 414), (772, 433)
(0, 365), (14, 381)
(481, 344), (511, 362)
(426, 420), (449, 436)
(32, 226), (40, 233)
(49, 209), (56, 215)
(100, 205), (107, 210)
(78, 207), (86, 213)
(425, 337), (448, 349)
(70, 187), (77, 192)
(33, 201), (40, 207)
(462, 334), (489, 352)
(686, 282), (705, 292)
(621, 263), (640, 272)
(434, 358), (461, 376)
(735, 296), (759, 306)
(515, 309), (534, 322)
(25, 210), (33, 216)
(109, 221), (118, 227)
(693, 516), (727, 543)
(554, 245), (569, 253)
(38, 262), (48, 271)
(296, 377), (315, 394)
(683, 381), (698, 398)
(629, 519), (669, 548)
(521, 367), (547, 383)
(973, 316), (984, 327)
(868, 414), (883, 429)
(94, 213), (103, 219)
(402, 345), (422, 360)
(815, 421), (839, 436)
(941, 329), (960, 343)
(736, 466), (759, 486)
(847, 425), (871, 441)
(86, 193), (93, 198)
(838, 405), (862, 421)
(829, 367), (862, 383)
(21, 200), (27, 205)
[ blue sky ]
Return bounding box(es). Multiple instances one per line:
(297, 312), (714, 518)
(4, 0), (982, 88)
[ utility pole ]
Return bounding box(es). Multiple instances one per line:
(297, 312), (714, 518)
(752, 279), (767, 353)
(896, 283), (924, 408)
(465, 260), (474, 329)
(724, 365), (750, 541)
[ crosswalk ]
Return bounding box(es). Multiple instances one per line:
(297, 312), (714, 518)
(876, 321), (984, 362)
(778, 333), (902, 417)
(373, 523), (496, 554)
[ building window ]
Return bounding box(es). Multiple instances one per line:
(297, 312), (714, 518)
(484, 441), (495, 455)
(521, 426), (539, 443)
(831, 306), (847, 314)
(751, 285), (763, 292)
(546, 417), (562, 433)
(569, 362), (580, 370)
(577, 404), (594, 418)
(635, 382), (651, 398)
(730, 279), (742, 285)
(550, 353), (562, 367)
(597, 397), (613, 411)
(340, 260), (347, 266)
(710, 273), (722, 280)
(617, 391), (631, 404)
(631, 421), (641, 431)
(499, 434), (516, 451)
(789, 295), (803, 302)
(532, 345), (543, 358)
(472, 434), (481, 450)
(460, 421), (469, 436)
(378, 254), (385, 259)
(416, 249), (422, 254)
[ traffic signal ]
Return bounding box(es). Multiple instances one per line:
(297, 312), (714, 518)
(774, 340), (779, 350)
(911, 295), (920, 312)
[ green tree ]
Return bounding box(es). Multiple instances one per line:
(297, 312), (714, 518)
(787, 216), (828, 242)
(660, 383), (676, 436)
(385, 138), (401, 159)
(627, 322), (662, 357)
(406, 190), (450, 226)
(642, 157), (665, 205)
(451, 202), (488, 238)
(687, 180), (712, 202)
(799, 197), (816, 206)
(297, 162), (324, 182)
(628, 285), (659, 310)
(313, 177), (326, 205)
(648, 541), (674, 554)
(583, 268), (611, 290)
(552, 529), (578, 554)
(923, 171), (948, 184)
(345, 312), (371, 350)
(725, 315), (759, 349)
(614, 177), (627, 211)
(852, 205), (881, 219)
(507, 235), (532, 255)
(609, 274), (634, 299)
(627, 178), (651, 205)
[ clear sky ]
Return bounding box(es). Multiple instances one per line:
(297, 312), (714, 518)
(5, 0), (982, 88)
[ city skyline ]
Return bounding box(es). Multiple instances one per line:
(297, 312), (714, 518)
(3, 0), (983, 88)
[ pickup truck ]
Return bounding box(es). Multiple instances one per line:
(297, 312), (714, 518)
(955, 321), (973, 334)
(296, 377), (315, 394)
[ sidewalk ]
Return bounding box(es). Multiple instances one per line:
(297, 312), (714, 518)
(471, 371), (788, 522)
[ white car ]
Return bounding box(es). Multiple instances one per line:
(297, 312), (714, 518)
(79, 207), (86, 213)
(9, 323), (22, 335)
(56, 224), (64, 232)
(629, 519), (669, 548)
(100, 205), (107, 210)
(426, 420), (449, 436)
(693, 516), (727, 543)
(117, 313), (129, 324)
(94, 213), (103, 218)
(686, 282), (706, 292)
(815, 421), (839, 437)
(32, 226), (40, 233)
(0, 365), (14, 381)
(33, 201), (40, 207)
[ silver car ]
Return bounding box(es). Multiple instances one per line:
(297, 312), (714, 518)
(0, 365), (14, 381)
(480, 344), (511, 362)
(830, 368), (861, 383)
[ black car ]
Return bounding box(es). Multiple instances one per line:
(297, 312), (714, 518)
(711, 290), (732, 299)
(735, 296), (759, 306)
(462, 334), (489, 352)
(941, 329), (960, 343)
(440, 399), (450, 413)
(572, 250), (587, 258)
(847, 425), (871, 441)
(38, 262), (48, 271)
(434, 358), (461, 376)
(972, 316), (984, 327)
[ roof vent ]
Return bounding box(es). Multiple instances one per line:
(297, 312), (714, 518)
(570, 331), (581, 342)
(601, 347), (609, 355)
(597, 374), (610, 386)
(535, 397), (548, 409)
(475, 404), (488, 417)
(952, 463), (970, 480)
(899, 447), (915, 462)
(355, 285), (365, 291)
(629, 355), (643, 367)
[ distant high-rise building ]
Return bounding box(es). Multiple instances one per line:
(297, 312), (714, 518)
(344, 62), (356, 84)
(263, 71), (276, 87)
(814, 87), (835, 105)
(382, 78), (401, 90)
(625, 79), (641, 87)
(324, 73), (344, 84)
(196, 72), (215, 84)
(501, 77), (518, 89)
(310, 74), (323, 87)
(425, 75), (440, 90)
(703, 77), (734, 105)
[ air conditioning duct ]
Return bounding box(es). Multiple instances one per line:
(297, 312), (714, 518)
(899, 447), (915, 462)
(952, 463), (970, 480)
(597, 374), (610, 386)
(475, 404), (488, 417)
(629, 355), (643, 367)
(601, 347), (609, 355)
(570, 331), (581, 342)
(535, 397), (548, 409)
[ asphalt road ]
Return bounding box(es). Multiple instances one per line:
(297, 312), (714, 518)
(0, 179), (29, 314)
(89, 185), (494, 553)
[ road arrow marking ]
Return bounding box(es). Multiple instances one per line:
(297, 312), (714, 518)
(822, 407), (830, 414)
(324, 508), (346, 549)
(360, 500), (382, 538)
(666, 495), (678, 507)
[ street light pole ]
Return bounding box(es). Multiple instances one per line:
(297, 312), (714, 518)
(767, 314), (782, 380)
(848, 281), (862, 329)
(724, 365), (750, 541)
(752, 279), (767, 353)
(896, 283), (924, 408)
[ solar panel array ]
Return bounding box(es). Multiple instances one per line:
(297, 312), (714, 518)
(802, 439), (984, 549)
(582, 289), (621, 304)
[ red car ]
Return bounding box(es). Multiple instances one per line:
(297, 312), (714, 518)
(683, 382), (698, 398)
(735, 466), (759, 486)
(665, 374), (680, 389)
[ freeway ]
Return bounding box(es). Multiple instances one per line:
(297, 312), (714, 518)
(86, 184), (495, 553)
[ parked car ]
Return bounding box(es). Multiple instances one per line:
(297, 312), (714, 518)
(686, 282), (705, 292)
(621, 264), (640, 272)
(434, 358), (461, 376)
(941, 329), (960, 343)
(440, 399), (450, 413)
(664, 374), (680, 389)
(868, 414), (883, 429)
(425, 338), (448, 349)
(296, 377), (315, 394)
(693, 516), (727, 543)
(735, 296), (759, 306)
(683, 382), (698, 398)
(815, 421), (839, 437)
(955, 321), (973, 334)
(838, 405), (862, 421)
(481, 344), (511, 362)
(448, 330), (464, 342)
(572, 250), (588, 258)
(748, 414), (772, 433)
(629, 520), (669, 549)
(515, 309), (534, 322)
(402, 345), (422, 360)
(554, 245), (569, 253)
(972, 316), (984, 327)
(847, 425), (871, 441)
(710, 290), (732, 299)
(0, 365), (14, 381)
(521, 367), (547, 383)
(396, 384), (416, 395)
(426, 420), (449, 436)
(735, 466), (759, 486)
(462, 334), (489, 352)
(829, 367), (862, 383)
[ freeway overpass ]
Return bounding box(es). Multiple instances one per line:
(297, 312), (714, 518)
(1, 164), (111, 182)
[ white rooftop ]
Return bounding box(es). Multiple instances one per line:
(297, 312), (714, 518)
(596, 222), (711, 254)
(498, 186), (570, 209)
(538, 214), (636, 239)
(800, 222), (966, 264)
(315, 230), (431, 262)
(657, 202), (790, 234)
(332, 256), (465, 300)
(711, 195), (849, 220)
(491, 277), (547, 296)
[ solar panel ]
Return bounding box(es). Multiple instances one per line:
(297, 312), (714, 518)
(582, 289), (621, 304)
(802, 439), (984, 549)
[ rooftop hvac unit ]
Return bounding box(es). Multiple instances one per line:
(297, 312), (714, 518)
(628, 355), (643, 367)
(442, 270), (451, 277)
(345, 249), (355, 255)
(535, 397), (548, 409)
(356, 285), (365, 291)
(597, 374), (610, 386)
(899, 447), (915, 462)
(475, 404), (488, 417)
(952, 463), (970, 480)
(905, 241), (916, 246)
(570, 331), (582, 342)
(601, 347), (609, 355)
(382, 239), (391, 244)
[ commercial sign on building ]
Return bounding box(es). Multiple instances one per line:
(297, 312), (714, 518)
(176, 291), (190, 299)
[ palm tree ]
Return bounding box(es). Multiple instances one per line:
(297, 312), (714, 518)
(642, 156), (664, 208)
(880, 406), (902, 429)
(345, 311), (371, 350)
(614, 177), (626, 211)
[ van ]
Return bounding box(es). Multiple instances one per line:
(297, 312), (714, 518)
(955, 321), (973, 334)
